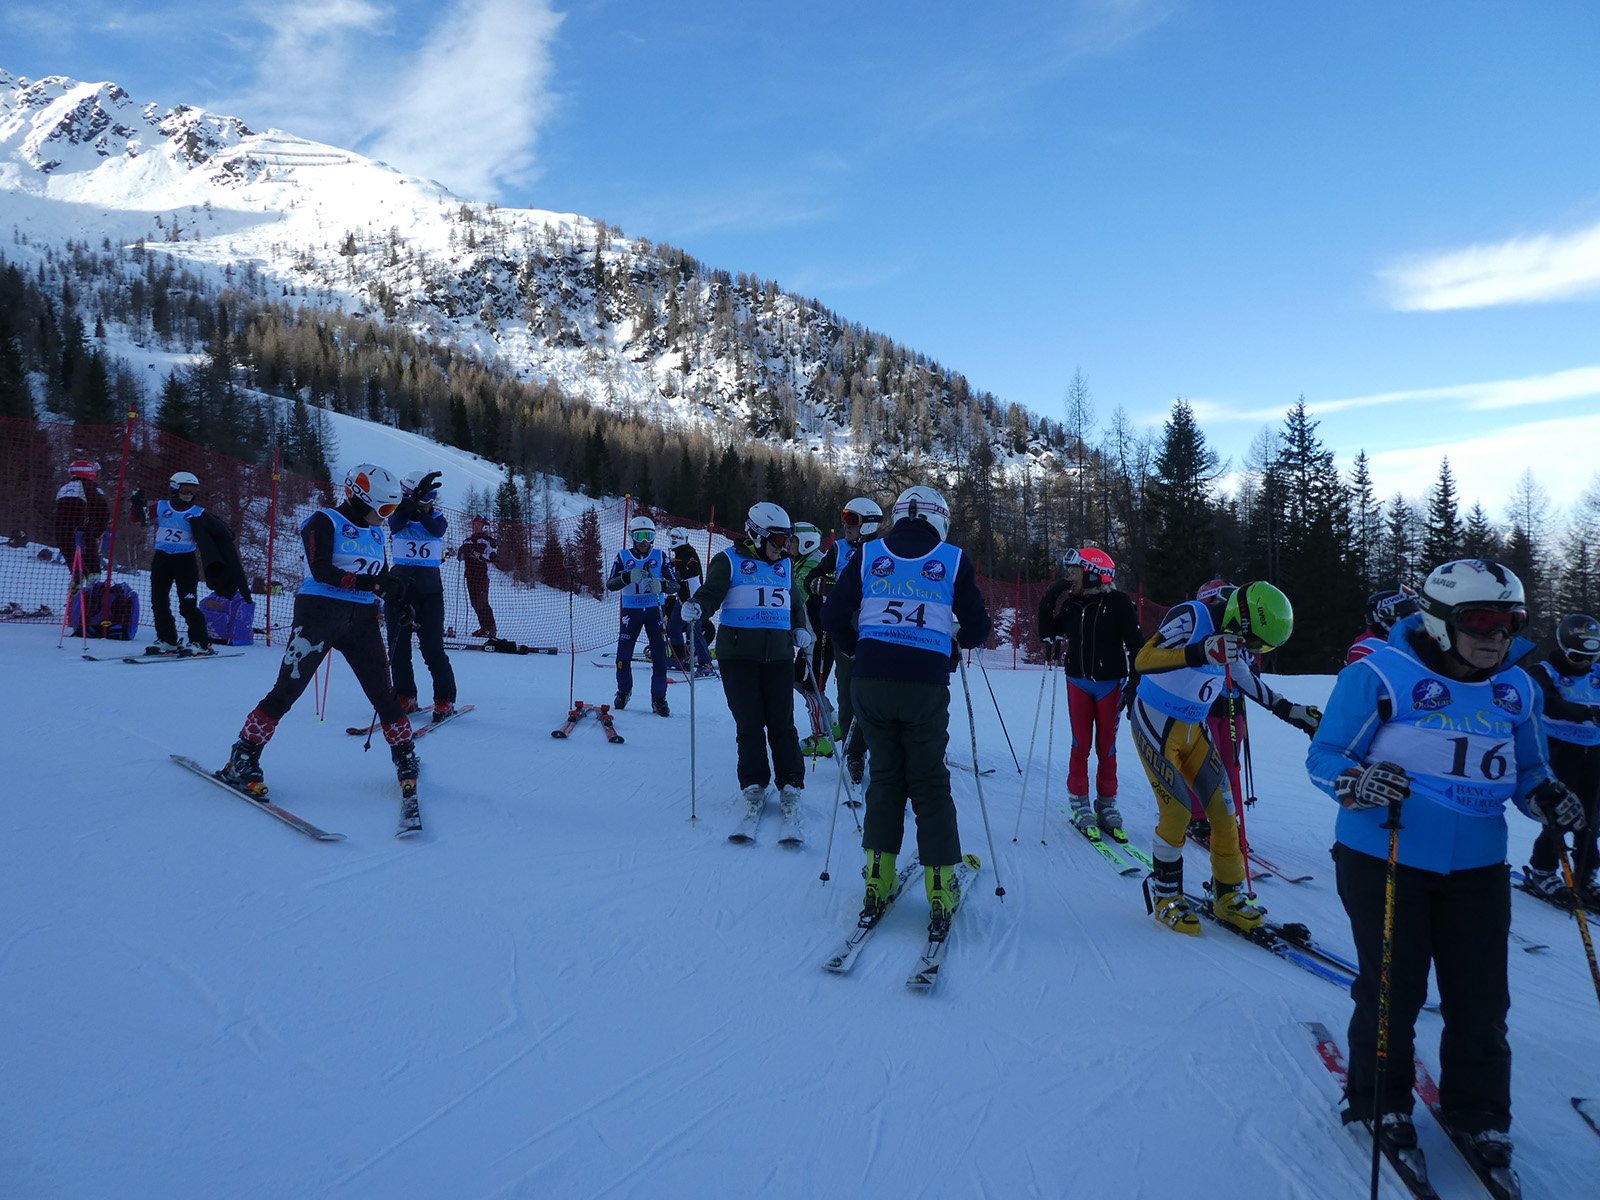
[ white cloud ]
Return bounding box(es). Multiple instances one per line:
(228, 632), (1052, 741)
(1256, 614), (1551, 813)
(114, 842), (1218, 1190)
(1361, 412), (1600, 510)
(1382, 218), (1600, 311)
(1190, 364), (1600, 424)
(217, 0), (562, 200)
(367, 0), (563, 200)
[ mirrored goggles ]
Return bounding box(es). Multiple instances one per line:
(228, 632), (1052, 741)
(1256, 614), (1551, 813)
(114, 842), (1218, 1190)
(841, 509), (863, 527)
(376, 501), (399, 519)
(1453, 606), (1528, 637)
(631, 530), (655, 543)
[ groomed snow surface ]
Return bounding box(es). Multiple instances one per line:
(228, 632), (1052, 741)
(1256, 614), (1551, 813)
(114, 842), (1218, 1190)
(5, 626), (1598, 1199)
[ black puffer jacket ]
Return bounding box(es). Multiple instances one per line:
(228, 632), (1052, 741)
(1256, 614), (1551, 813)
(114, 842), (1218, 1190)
(1038, 585), (1144, 681)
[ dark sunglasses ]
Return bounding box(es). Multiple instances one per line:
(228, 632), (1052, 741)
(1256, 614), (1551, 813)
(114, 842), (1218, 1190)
(1454, 607), (1528, 637)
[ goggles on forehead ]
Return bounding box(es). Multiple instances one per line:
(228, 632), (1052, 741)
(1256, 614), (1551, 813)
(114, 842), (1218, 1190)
(1453, 606), (1528, 637)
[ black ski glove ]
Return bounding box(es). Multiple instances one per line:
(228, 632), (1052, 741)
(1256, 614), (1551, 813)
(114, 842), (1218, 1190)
(1529, 778), (1586, 832)
(1271, 696), (1323, 737)
(1334, 761), (1411, 811)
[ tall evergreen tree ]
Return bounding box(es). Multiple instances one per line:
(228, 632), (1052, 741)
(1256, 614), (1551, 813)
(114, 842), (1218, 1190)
(154, 371), (197, 439)
(1420, 457), (1463, 569)
(1379, 493), (1420, 586)
(0, 311), (30, 418)
(1142, 400), (1218, 602)
(569, 507), (605, 595)
(1347, 451), (1381, 590)
(1461, 502), (1502, 560)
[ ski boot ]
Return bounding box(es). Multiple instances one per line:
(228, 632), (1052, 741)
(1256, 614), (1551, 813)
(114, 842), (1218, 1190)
(1144, 853), (1201, 936)
(1376, 1113), (1419, 1152)
(614, 690), (630, 710)
(801, 734), (834, 758)
(184, 643), (218, 658)
(925, 863), (962, 928)
(739, 784), (765, 817)
(1210, 878), (1266, 933)
(1094, 795), (1124, 833)
(1522, 864), (1568, 901)
(220, 739), (267, 797)
(1466, 1129), (1513, 1170)
(652, 697), (670, 717)
(432, 702), (455, 719)
(693, 665), (718, 679)
(1187, 817), (1212, 842)
(862, 850), (898, 919)
(778, 784), (803, 825)
(391, 741), (420, 787)
(1068, 793), (1096, 833)
(146, 641), (180, 656)
(397, 695), (420, 714)
(846, 754), (866, 786)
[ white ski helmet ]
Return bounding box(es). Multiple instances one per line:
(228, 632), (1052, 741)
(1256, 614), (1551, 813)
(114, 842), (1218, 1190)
(891, 485), (951, 540)
(794, 521), (823, 558)
(401, 470), (439, 503)
(628, 515), (656, 543)
(169, 470), (200, 494)
(745, 501), (793, 546)
(1417, 559), (1526, 652)
(841, 496), (884, 538)
(343, 463), (403, 515)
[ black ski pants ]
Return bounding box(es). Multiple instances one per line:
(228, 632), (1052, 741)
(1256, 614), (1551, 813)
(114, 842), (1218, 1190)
(387, 589), (456, 706)
(464, 567), (496, 637)
(150, 550), (208, 646)
(1335, 843), (1511, 1135)
(1530, 740), (1600, 881)
(718, 657), (805, 790)
(853, 676), (960, 867)
(617, 607), (669, 703)
(256, 594), (407, 727)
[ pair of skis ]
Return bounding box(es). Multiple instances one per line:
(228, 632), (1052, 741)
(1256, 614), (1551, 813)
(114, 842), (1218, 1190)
(821, 855), (981, 991)
(1068, 817), (1150, 876)
(726, 788), (804, 847)
(1306, 1021), (1524, 1199)
(550, 700), (623, 743)
(171, 756), (421, 840)
(345, 704), (476, 741)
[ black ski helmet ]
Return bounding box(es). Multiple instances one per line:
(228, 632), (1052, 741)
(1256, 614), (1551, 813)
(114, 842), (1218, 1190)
(1365, 585), (1418, 636)
(1556, 613), (1600, 663)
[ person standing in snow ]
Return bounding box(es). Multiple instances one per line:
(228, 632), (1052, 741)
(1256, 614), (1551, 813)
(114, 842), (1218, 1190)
(457, 515), (499, 638)
(128, 470), (213, 655)
(1035, 546), (1145, 836)
(665, 531), (716, 676)
(789, 520), (836, 757)
(1130, 581), (1316, 936)
(605, 514), (677, 715)
(219, 465), (418, 796)
(1520, 612), (1600, 904)
(681, 501), (811, 826)
(806, 496), (884, 785)
(1307, 558), (1580, 1177)
(822, 485), (991, 928)
(55, 454), (109, 585)
(386, 470), (457, 719)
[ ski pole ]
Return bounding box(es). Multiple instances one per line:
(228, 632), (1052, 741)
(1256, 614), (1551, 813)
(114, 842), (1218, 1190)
(361, 707), (379, 753)
(1043, 668), (1056, 844)
(975, 651), (1022, 774)
(956, 653), (1006, 898)
(802, 654), (863, 821)
(820, 722), (857, 883)
(1011, 657), (1052, 841)
(1369, 797), (1404, 1200)
(1557, 841), (1600, 1012)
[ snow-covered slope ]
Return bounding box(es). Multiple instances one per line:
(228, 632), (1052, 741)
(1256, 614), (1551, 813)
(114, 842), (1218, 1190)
(4, 626), (1596, 1198)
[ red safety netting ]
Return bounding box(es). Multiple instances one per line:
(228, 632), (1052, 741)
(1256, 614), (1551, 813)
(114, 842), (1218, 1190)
(0, 415), (1169, 661)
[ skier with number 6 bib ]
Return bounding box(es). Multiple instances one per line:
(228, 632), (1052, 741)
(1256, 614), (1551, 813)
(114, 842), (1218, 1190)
(1308, 558), (1577, 1179)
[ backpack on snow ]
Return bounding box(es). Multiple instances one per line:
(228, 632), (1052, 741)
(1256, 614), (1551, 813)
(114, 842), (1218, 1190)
(69, 580), (140, 640)
(199, 591), (256, 647)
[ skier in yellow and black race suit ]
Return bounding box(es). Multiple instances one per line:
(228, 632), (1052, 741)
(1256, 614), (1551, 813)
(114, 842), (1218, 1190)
(1128, 581), (1308, 935)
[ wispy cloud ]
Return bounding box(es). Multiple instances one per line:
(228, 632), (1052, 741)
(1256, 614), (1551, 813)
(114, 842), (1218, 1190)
(216, 0), (562, 200)
(1190, 364), (1600, 424)
(1382, 218), (1600, 311)
(1362, 412), (1600, 509)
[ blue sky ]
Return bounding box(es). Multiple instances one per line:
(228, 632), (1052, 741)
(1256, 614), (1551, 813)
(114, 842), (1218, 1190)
(7, 0), (1600, 513)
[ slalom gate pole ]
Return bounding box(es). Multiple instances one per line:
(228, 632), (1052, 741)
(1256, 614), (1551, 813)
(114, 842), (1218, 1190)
(567, 574), (577, 709)
(58, 541), (86, 649)
(1011, 659), (1051, 841)
(1039, 662), (1061, 843)
(956, 654), (1006, 898)
(99, 407), (137, 612)
(1557, 841), (1600, 1012)
(976, 651), (1022, 774)
(1369, 798), (1404, 1200)
(1222, 664), (1253, 895)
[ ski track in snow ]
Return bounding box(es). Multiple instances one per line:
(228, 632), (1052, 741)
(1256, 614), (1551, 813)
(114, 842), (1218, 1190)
(6, 621), (1600, 1198)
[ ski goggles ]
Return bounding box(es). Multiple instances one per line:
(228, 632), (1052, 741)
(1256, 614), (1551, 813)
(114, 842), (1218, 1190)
(1453, 606), (1528, 638)
(840, 509), (869, 528)
(631, 529), (655, 543)
(375, 500), (400, 519)
(1062, 548), (1082, 568)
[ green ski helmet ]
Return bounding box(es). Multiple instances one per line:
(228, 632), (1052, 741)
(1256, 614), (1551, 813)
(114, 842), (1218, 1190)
(1221, 581), (1294, 651)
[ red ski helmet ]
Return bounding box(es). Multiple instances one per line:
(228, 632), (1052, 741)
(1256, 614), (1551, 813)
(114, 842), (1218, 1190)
(1073, 547), (1115, 585)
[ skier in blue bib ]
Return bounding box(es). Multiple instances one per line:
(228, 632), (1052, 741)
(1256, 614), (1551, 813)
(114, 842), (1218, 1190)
(822, 485), (991, 929)
(605, 515), (678, 716)
(1308, 558), (1582, 1177)
(806, 496), (884, 785)
(129, 470), (213, 654)
(1521, 612), (1600, 903)
(219, 464), (418, 797)
(387, 470), (457, 718)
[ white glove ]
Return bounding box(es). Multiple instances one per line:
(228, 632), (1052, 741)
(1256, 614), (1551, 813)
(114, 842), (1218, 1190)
(645, 578), (662, 595)
(629, 566), (645, 584)
(1200, 633), (1246, 665)
(1334, 761), (1411, 811)
(792, 628), (815, 652)
(680, 601), (702, 622)
(1529, 779), (1586, 831)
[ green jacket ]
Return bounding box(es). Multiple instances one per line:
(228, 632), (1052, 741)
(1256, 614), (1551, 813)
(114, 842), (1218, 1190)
(692, 540), (811, 663)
